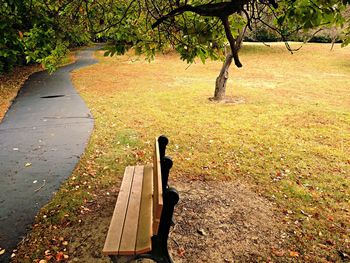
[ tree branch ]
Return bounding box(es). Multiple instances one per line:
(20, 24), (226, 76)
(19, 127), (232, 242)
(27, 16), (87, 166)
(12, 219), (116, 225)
(93, 0), (137, 34)
(221, 16), (242, 68)
(152, 1), (246, 29)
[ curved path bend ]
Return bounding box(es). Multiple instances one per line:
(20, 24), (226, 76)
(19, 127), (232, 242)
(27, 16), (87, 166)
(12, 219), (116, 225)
(0, 46), (99, 262)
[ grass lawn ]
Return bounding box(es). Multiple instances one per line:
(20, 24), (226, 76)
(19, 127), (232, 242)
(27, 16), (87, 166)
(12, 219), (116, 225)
(14, 43), (350, 262)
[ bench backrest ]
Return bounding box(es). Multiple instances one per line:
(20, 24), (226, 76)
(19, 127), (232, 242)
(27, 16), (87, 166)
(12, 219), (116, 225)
(153, 138), (163, 234)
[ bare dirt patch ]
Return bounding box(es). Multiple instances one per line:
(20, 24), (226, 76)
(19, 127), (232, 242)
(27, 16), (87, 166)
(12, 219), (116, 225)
(46, 180), (286, 263)
(170, 179), (285, 263)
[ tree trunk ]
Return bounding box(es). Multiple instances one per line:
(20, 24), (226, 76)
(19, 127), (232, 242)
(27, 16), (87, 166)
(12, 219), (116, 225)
(213, 53), (233, 101)
(213, 16), (246, 101)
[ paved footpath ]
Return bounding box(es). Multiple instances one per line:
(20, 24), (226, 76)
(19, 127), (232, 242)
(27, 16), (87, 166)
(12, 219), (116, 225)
(0, 46), (99, 262)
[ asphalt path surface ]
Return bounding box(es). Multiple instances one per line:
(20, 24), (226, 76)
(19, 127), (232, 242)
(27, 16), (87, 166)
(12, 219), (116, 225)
(0, 46), (99, 262)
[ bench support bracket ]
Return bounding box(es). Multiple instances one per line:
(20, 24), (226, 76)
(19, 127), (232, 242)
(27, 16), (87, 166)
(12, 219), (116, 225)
(150, 187), (179, 263)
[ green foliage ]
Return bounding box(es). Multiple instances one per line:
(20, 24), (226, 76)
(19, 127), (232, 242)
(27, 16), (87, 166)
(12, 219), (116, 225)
(245, 27), (280, 42)
(103, 3), (229, 64)
(23, 25), (68, 73)
(37, 42), (69, 73)
(1, 0), (349, 74)
(101, 0), (350, 66)
(275, 0), (347, 39)
(342, 32), (350, 46)
(0, 0), (91, 74)
(0, 1), (25, 72)
(341, 14), (350, 46)
(0, 29), (23, 73)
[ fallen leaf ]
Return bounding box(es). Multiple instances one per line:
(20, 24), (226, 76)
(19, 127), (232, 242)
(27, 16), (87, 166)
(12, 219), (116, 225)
(62, 241), (68, 246)
(177, 247), (185, 257)
(39, 260), (47, 263)
(272, 249), (285, 257)
(290, 251), (299, 257)
(0, 249), (5, 255)
(25, 162), (32, 167)
(56, 252), (64, 261)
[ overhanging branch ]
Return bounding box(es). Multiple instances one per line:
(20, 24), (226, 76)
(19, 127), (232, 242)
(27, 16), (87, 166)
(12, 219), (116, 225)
(150, 0), (279, 68)
(151, 1), (246, 29)
(221, 17), (242, 67)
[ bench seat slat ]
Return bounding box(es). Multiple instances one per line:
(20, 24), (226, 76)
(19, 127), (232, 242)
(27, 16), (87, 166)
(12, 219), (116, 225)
(119, 165), (144, 255)
(135, 165), (153, 254)
(103, 166), (135, 255)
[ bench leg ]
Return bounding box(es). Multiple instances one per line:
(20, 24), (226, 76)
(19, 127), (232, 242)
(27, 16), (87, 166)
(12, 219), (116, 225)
(151, 187), (179, 263)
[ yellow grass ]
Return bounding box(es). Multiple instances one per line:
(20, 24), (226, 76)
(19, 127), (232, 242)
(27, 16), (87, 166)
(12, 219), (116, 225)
(14, 43), (350, 262)
(73, 42), (350, 261)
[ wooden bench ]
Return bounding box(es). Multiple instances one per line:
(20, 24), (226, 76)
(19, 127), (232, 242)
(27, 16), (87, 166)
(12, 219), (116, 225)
(103, 136), (179, 263)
